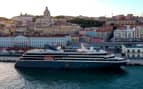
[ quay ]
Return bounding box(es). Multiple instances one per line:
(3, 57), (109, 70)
(0, 56), (143, 67)
(127, 60), (143, 66)
(0, 57), (20, 62)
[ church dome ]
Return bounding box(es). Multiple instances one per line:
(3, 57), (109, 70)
(44, 6), (51, 17)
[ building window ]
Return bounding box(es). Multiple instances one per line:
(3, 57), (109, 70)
(127, 49), (130, 53)
(127, 54), (130, 58)
(132, 54), (135, 58)
(132, 50), (135, 53)
(137, 49), (140, 53)
(137, 54), (140, 58)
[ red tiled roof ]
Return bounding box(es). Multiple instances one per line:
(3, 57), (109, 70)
(96, 28), (112, 32)
(6, 47), (29, 51)
(91, 38), (103, 43)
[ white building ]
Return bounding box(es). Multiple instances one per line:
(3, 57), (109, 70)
(0, 35), (71, 48)
(122, 45), (143, 59)
(0, 37), (13, 47)
(114, 26), (143, 41)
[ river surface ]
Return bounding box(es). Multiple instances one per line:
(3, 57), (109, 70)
(0, 62), (143, 89)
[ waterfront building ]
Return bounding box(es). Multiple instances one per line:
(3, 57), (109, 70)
(0, 37), (13, 47)
(95, 26), (113, 41)
(114, 26), (143, 41)
(122, 44), (143, 59)
(0, 35), (71, 48)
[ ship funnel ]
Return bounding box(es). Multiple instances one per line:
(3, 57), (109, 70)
(57, 46), (63, 52)
(57, 46), (61, 50)
(90, 47), (94, 51)
(81, 43), (86, 50)
(77, 43), (88, 52)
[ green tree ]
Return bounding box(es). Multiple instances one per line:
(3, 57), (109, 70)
(67, 18), (105, 28)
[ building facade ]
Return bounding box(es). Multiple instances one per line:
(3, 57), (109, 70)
(0, 35), (71, 48)
(114, 26), (143, 41)
(106, 20), (137, 26)
(34, 6), (54, 30)
(95, 26), (113, 41)
(122, 45), (143, 59)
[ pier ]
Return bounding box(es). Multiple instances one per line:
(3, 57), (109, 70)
(127, 60), (143, 66)
(0, 56), (143, 66)
(0, 57), (19, 62)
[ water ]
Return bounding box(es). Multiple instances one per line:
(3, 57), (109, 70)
(0, 63), (143, 89)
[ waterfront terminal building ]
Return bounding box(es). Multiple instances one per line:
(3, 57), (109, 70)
(122, 45), (143, 59)
(0, 35), (71, 48)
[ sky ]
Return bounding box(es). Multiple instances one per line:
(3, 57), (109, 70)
(0, 0), (143, 18)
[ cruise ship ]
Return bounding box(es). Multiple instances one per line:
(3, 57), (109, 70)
(15, 44), (128, 69)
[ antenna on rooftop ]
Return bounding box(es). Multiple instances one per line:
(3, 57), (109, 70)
(111, 12), (113, 17)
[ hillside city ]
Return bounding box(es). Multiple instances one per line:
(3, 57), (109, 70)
(0, 6), (143, 59)
(1, 0), (143, 88)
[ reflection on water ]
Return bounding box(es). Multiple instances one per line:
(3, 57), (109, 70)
(16, 68), (127, 89)
(18, 68), (127, 81)
(0, 63), (132, 89)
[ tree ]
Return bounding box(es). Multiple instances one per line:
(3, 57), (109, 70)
(67, 18), (105, 28)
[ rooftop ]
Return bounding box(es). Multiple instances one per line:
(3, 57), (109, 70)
(125, 44), (143, 48)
